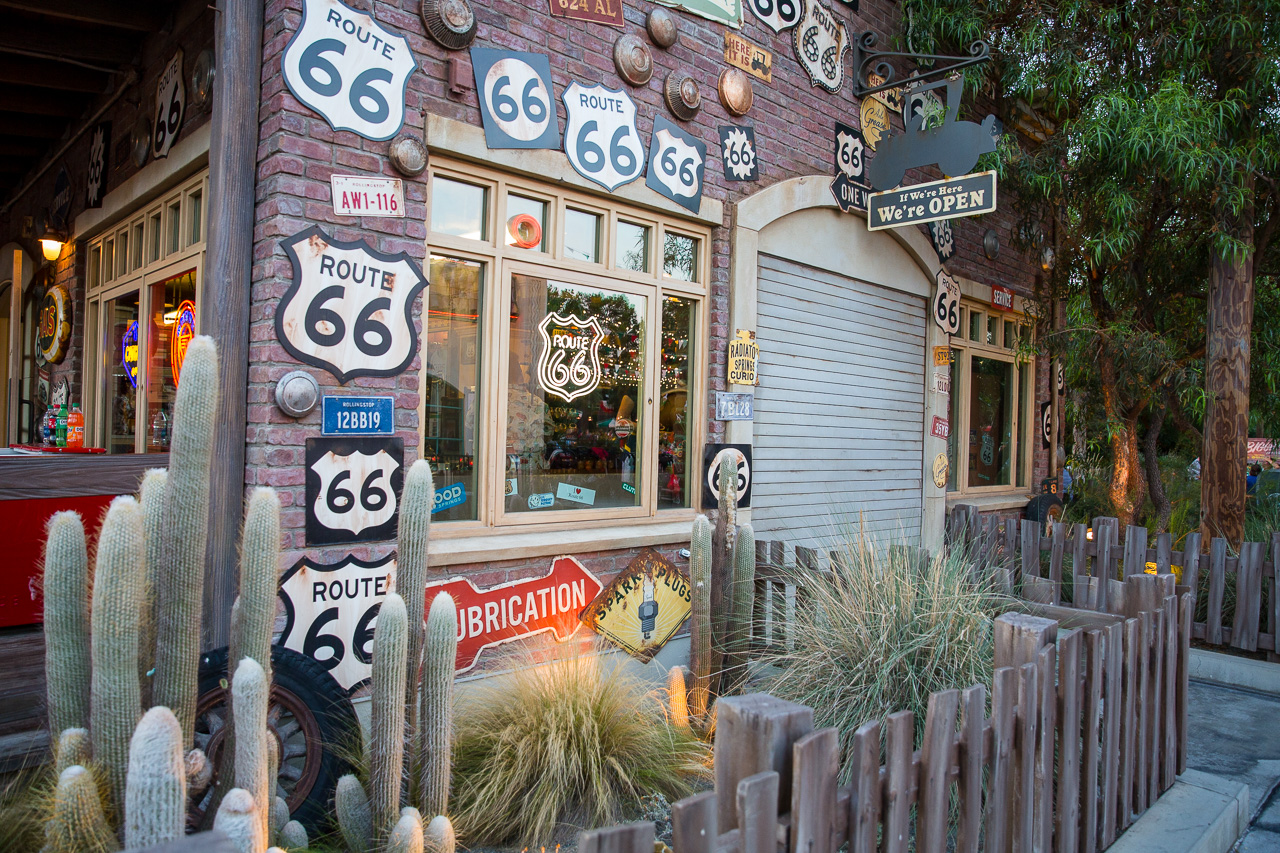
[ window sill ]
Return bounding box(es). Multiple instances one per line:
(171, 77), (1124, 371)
(945, 492), (1035, 512)
(427, 516), (695, 567)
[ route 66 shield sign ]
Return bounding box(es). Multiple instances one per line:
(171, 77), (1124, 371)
(562, 81), (646, 192)
(282, 0), (416, 141)
(537, 311), (606, 402)
(646, 115), (706, 214)
(305, 436), (404, 545)
(793, 0), (850, 93)
(470, 48), (560, 150)
(277, 226), (427, 383)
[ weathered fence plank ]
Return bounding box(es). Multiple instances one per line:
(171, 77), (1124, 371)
(918, 690), (959, 853)
(1119, 617), (1138, 830)
(849, 721), (881, 853)
(883, 711), (914, 853)
(1162, 595), (1178, 792)
(738, 772), (780, 853)
(1233, 541), (1265, 651)
(1177, 594), (1192, 775)
(580, 822), (655, 853)
(1182, 532), (1202, 608)
(1134, 611), (1151, 815)
(1081, 629), (1103, 853)
(1206, 539), (1227, 645)
(1056, 630), (1082, 853)
(988, 666), (1018, 853)
(1101, 621), (1123, 848)
(958, 684), (986, 853)
(1049, 523), (1066, 605)
(790, 729), (839, 853)
(673, 791), (717, 853)
(714, 695), (813, 832)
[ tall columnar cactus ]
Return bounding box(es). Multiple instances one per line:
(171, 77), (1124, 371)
(232, 657), (271, 839)
(689, 514), (713, 719)
(43, 766), (119, 853)
(335, 774), (374, 853)
(710, 459), (739, 678)
(236, 488), (281, 682)
(54, 727), (91, 773)
(138, 468), (167, 704)
(418, 592), (456, 818)
(43, 510), (90, 739)
(397, 462), (434, 717)
(153, 335), (218, 745)
(724, 523), (756, 693)
(124, 707), (186, 849)
(424, 814), (456, 853)
(386, 808), (425, 853)
(214, 788), (265, 853)
(369, 593), (409, 845)
(666, 665), (690, 729)
(90, 496), (144, 816)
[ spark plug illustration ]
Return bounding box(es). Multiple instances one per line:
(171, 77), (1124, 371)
(638, 575), (659, 640)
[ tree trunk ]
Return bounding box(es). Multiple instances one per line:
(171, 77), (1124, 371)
(1201, 183), (1256, 545)
(1144, 400), (1171, 532)
(1098, 346), (1147, 526)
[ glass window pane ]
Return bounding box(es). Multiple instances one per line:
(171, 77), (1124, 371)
(189, 190), (203, 246)
(103, 239), (114, 282)
(659, 296), (695, 508)
(117, 231), (129, 277)
(1019, 365), (1032, 488)
(430, 177), (487, 240)
(88, 246), (100, 289)
(1004, 320), (1015, 350)
(149, 212), (162, 262)
(616, 220), (650, 273)
(504, 194), (547, 251)
(563, 208), (600, 262)
(425, 255), (485, 522)
(167, 201), (182, 255)
(967, 356), (1014, 487)
(132, 223), (144, 270)
(987, 315), (998, 346)
(506, 274), (646, 513)
(948, 350), (960, 490)
(969, 309), (981, 342)
(144, 270), (197, 452)
(663, 232), (697, 282)
(104, 291), (140, 454)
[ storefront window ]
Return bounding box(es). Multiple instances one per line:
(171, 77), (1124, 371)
(967, 356), (1014, 487)
(616, 221), (651, 273)
(144, 270), (196, 451)
(431, 177), (487, 239)
(505, 275), (645, 514)
(659, 296), (695, 508)
(564, 209), (601, 262)
(426, 255), (484, 521)
(105, 292), (140, 454)
(663, 232), (698, 282)
(504, 195), (546, 252)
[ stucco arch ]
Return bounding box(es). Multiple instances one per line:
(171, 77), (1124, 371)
(0, 243), (34, 293)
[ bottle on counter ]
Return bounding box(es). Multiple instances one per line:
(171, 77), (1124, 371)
(55, 403), (67, 448)
(66, 406), (84, 449)
(41, 406), (56, 446)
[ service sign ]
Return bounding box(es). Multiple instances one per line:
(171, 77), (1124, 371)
(153, 51), (185, 160)
(715, 391), (754, 421)
(702, 443), (752, 509)
(831, 121), (871, 214)
(744, 0), (801, 32)
(990, 284), (1015, 311)
(548, 0), (624, 27)
(537, 311), (606, 402)
(330, 175), (404, 217)
(470, 48), (560, 150)
(282, 0), (416, 141)
(725, 32), (772, 82)
(931, 416), (951, 439)
(646, 115), (707, 215)
(719, 125), (759, 182)
(928, 219), (955, 265)
(277, 226), (427, 382)
(278, 553), (396, 693)
(792, 0), (849, 93)
(582, 548), (692, 661)
(654, 0), (742, 27)
(727, 328), (759, 385)
(563, 82), (645, 192)
(867, 170), (998, 231)
(305, 436), (404, 546)
(86, 122), (110, 209)
(321, 395), (395, 436)
(932, 270), (961, 336)
(434, 556), (604, 672)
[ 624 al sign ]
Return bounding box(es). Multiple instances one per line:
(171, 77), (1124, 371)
(277, 226), (427, 382)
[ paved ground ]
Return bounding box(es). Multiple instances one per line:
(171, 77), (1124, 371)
(1186, 679), (1280, 851)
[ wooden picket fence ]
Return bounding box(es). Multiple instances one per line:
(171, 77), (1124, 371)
(584, 574), (1193, 853)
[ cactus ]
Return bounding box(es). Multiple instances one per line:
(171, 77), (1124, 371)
(54, 727), (91, 773)
(666, 666), (690, 729)
(724, 523), (756, 692)
(124, 707), (186, 849)
(709, 459), (738, 690)
(418, 592), (456, 818)
(689, 514), (713, 719)
(280, 820), (309, 850)
(43, 765), (119, 853)
(138, 469), (167, 706)
(186, 747), (212, 797)
(423, 814), (456, 853)
(397, 461), (434, 720)
(43, 511), (91, 739)
(214, 788), (266, 853)
(267, 737), (281, 828)
(370, 593), (409, 844)
(236, 488), (281, 682)
(232, 657), (270, 839)
(153, 335), (218, 745)
(335, 773), (373, 853)
(90, 496), (144, 815)
(270, 795), (288, 839)
(386, 808), (425, 853)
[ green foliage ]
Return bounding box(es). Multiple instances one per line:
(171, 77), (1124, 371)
(449, 649), (706, 847)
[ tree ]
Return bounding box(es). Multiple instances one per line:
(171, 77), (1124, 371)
(903, 0), (1280, 541)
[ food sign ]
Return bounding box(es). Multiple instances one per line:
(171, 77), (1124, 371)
(727, 328), (759, 385)
(305, 437), (404, 546)
(282, 0), (416, 141)
(933, 270), (961, 336)
(793, 0), (849, 94)
(537, 311), (606, 403)
(169, 300), (196, 385)
(470, 48), (560, 150)
(153, 51), (185, 159)
(562, 82), (645, 192)
(582, 548), (692, 661)
(277, 226), (427, 382)
(646, 116), (707, 214)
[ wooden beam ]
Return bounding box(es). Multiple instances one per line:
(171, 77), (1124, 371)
(0, 139), (47, 158)
(0, 112), (67, 137)
(0, 0), (164, 31)
(0, 23), (139, 66)
(0, 87), (88, 117)
(0, 54), (109, 93)
(201, 0), (263, 649)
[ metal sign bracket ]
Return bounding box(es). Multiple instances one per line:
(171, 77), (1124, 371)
(851, 30), (991, 100)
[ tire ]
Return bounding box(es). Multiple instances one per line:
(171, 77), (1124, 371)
(191, 644), (361, 832)
(1023, 493), (1064, 524)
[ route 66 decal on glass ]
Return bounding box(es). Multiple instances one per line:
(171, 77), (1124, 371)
(718, 125), (759, 181)
(563, 81), (646, 192)
(470, 48), (560, 150)
(277, 226), (428, 383)
(646, 115), (706, 214)
(305, 436), (404, 546)
(744, 0), (801, 32)
(282, 0), (416, 141)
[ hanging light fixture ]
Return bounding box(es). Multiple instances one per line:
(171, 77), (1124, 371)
(40, 226), (65, 262)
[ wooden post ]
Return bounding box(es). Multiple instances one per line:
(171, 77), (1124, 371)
(1035, 644), (1057, 852)
(1055, 630), (1081, 853)
(1071, 524), (1089, 608)
(672, 791), (717, 853)
(1206, 538), (1227, 645)
(790, 728), (839, 853)
(988, 666), (1018, 853)
(849, 720), (881, 853)
(714, 694), (813, 832)
(580, 823), (655, 853)
(1081, 629), (1104, 853)
(1134, 612), (1151, 815)
(883, 711), (913, 853)
(917, 690), (959, 853)
(1176, 594), (1192, 774)
(201, 0), (265, 648)
(1182, 532), (1203, 608)
(1014, 662), (1038, 853)
(738, 772), (780, 853)
(957, 685), (986, 853)
(1118, 617), (1138, 830)
(1049, 523), (1066, 606)
(1232, 541), (1264, 651)
(995, 612), (1058, 669)
(1123, 525), (1148, 578)
(1162, 595), (1178, 792)
(1100, 622), (1122, 848)
(1023, 520), (1043, 580)
(1155, 533), (1172, 575)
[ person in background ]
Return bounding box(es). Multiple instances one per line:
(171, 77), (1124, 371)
(1247, 463), (1261, 495)
(1057, 447), (1074, 501)
(1188, 457), (1201, 480)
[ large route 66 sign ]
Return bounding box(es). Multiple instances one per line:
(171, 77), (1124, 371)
(745, 0), (801, 32)
(152, 51), (185, 160)
(831, 121), (870, 214)
(305, 437), (404, 546)
(278, 553), (395, 693)
(471, 48), (559, 150)
(793, 0), (850, 94)
(563, 82), (646, 192)
(282, 0), (416, 141)
(933, 269), (961, 336)
(277, 226), (427, 382)
(646, 115), (706, 214)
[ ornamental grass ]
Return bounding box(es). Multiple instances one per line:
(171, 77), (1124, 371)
(449, 646), (707, 847)
(758, 527), (1009, 780)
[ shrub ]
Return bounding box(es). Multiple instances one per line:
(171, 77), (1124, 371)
(449, 647), (706, 846)
(758, 535), (1008, 780)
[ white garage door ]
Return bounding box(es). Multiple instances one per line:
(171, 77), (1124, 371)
(752, 254), (926, 547)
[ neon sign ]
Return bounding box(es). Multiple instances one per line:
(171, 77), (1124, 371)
(170, 300), (196, 386)
(536, 312), (606, 403)
(121, 321), (140, 388)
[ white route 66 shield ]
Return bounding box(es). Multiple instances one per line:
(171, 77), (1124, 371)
(537, 311), (606, 402)
(562, 81), (646, 192)
(793, 0), (850, 94)
(646, 115), (707, 214)
(277, 226), (427, 383)
(282, 0), (416, 141)
(310, 449), (399, 534)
